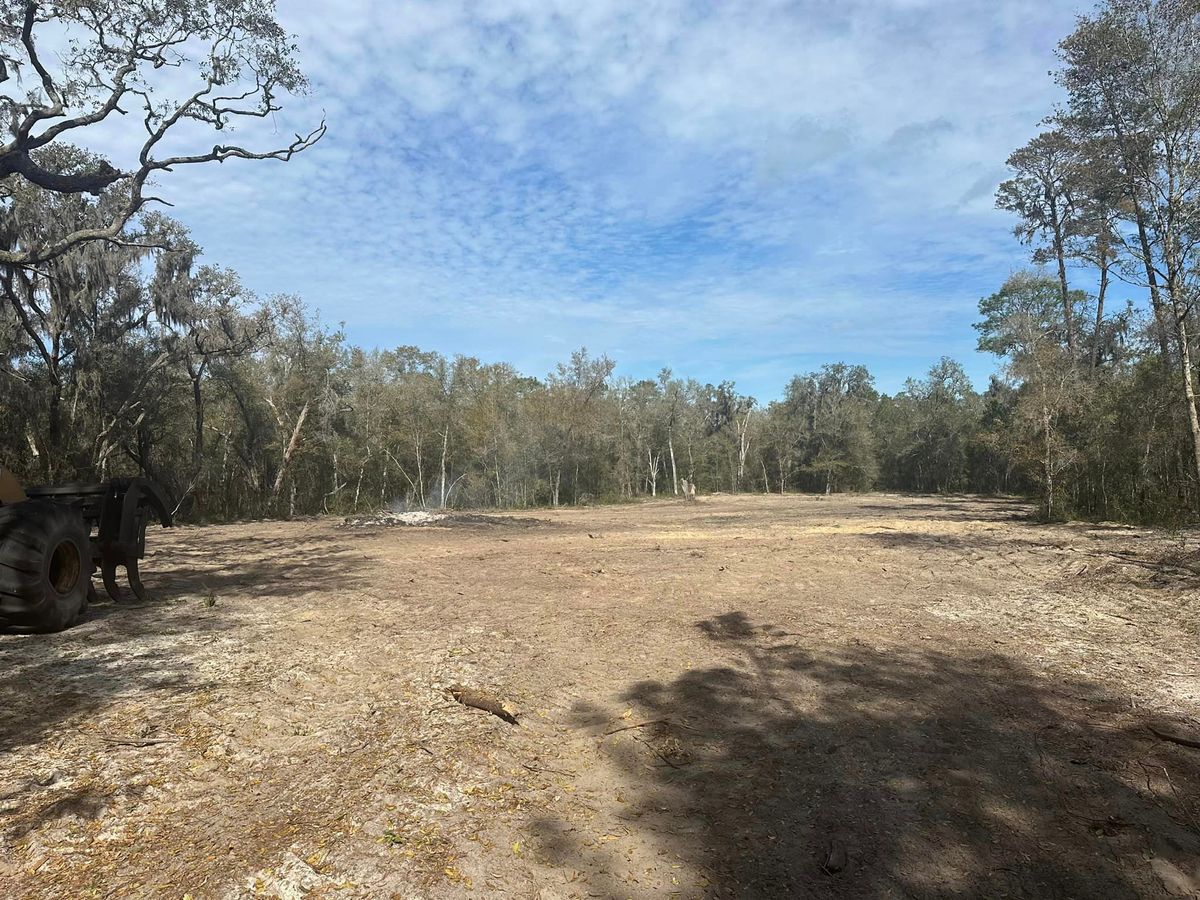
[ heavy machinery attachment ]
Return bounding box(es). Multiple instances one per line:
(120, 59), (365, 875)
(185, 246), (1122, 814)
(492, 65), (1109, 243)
(25, 479), (173, 603)
(0, 473), (172, 630)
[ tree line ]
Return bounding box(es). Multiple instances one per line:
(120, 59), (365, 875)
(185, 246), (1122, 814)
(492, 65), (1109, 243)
(0, 221), (1147, 522)
(3, 0), (1200, 524)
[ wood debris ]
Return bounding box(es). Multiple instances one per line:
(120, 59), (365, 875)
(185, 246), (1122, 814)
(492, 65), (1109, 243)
(1148, 723), (1200, 750)
(446, 684), (519, 725)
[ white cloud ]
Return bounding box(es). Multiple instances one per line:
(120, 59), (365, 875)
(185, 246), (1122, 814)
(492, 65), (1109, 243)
(67, 0), (1092, 395)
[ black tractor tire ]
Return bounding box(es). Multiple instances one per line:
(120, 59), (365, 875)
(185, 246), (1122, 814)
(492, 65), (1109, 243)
(0, 501), (92, 632)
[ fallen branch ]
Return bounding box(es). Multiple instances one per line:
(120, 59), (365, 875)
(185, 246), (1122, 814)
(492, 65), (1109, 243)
(1149, 724), (1200, 750)
(604, 718), (697, 736)
(100, 735), (178, 747)
(633, 733), (686, 769)
(1094, 551), (1200, 578)
(446, 685), (519, 725)
(604, 719), (668, 736)
(521, 762), (577, 777)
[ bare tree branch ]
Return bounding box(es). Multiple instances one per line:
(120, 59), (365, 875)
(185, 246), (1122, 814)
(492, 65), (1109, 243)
(0, 0), (323, 266)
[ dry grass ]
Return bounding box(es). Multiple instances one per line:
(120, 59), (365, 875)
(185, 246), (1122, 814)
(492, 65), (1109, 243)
(1, 493), (1197, 898)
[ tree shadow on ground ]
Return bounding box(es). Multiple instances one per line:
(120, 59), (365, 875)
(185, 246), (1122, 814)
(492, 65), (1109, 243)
(860, 528), (1200, 592)
(852, 498), (1033, 524)
(539, 612), (1200, 898)
(147, 531), (365, 598)
(859, 528), (1043, 554)
(2, 780), (124, 842)
(0, 532), (361, 757)
(0, 605), (240, 756)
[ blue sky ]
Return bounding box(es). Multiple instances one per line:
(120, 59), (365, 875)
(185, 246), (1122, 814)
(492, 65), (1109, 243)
(128, 0), (1093, 397)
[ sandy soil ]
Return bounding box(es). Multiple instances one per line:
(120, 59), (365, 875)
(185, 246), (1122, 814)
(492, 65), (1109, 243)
(1, 493), (1199, 899)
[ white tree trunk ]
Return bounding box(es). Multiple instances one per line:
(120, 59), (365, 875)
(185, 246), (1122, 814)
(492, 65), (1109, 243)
(668, 432), (678, 495)
(271, 400), (310, 508)
(1174, 313), (1200, 491)
(439, 427), (449, 508)
(735, 410), (752, 488)
(353, 447), (370, 511)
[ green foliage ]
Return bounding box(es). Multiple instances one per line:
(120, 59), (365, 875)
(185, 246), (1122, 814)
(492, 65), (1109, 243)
(976, 273), (1084, 358)
(769, 364), (877, 493)
(876, 359), (980, 493)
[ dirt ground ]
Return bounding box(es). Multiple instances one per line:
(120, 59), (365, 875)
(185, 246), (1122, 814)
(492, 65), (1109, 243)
(2, 493), (1199, 899)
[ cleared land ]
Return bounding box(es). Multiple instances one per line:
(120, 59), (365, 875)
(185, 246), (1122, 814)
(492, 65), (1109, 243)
(1, 493), (1199, 899)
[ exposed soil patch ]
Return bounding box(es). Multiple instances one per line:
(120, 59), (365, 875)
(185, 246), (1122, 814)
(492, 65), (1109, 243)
(1, 494), (1198, 898)
(341, 510), (551, 529)
(447, 513), (552, 528)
